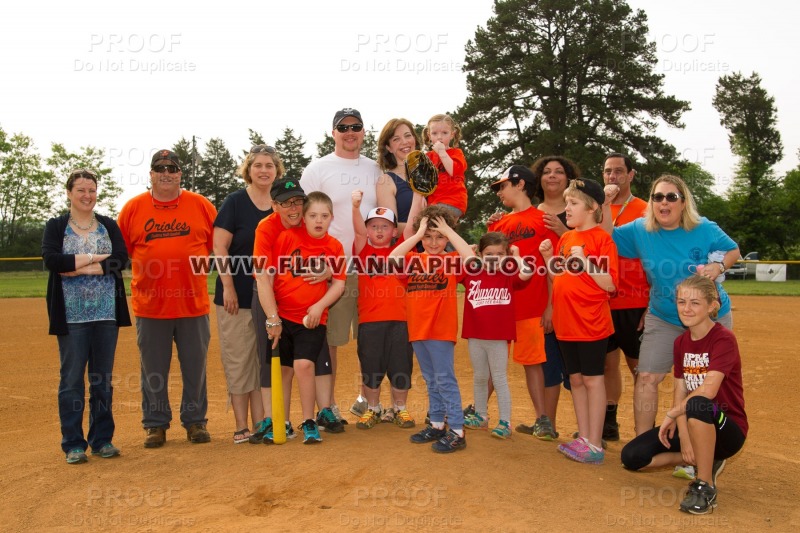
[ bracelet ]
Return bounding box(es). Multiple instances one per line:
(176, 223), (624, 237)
(87, 253), (94, 264)
(265, 319), (282, 328)
(665, 413), (676, 420)
(716, 261), (726, 273)
(266, 314), (278, 319)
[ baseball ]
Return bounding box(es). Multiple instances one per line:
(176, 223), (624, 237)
(303, 314), (312, 328)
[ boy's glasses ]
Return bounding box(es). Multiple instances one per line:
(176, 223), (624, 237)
(278, 197), (305, 209)
(335, 124), (364, 133)
(152, 164), (181, 174)
(250, 145), (277, 154)
(651, 192), (683, 203)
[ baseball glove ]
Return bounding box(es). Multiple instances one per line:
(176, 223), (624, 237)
(405, 150), (438, 196)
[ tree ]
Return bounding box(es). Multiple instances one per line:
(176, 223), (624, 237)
(315, 132), (335, 159)
(195, 138), (239, 209)
(248, 128), (266, 148)
(455, 0), (690, 228)
(712, 72), (784, 256)
(0, 128), (56, 251)
(172, 137), (201, 192)
(46, 144), (123, 217)
(275, 127), (312, 178)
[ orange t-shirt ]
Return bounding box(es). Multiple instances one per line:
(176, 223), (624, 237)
(271, 227), (347, 325)
(488, 206), (558, 319)
(117, 190), (216, 319)
(252, 212), (293, 275)
(404, 251), (462, 342)
(610, 197), (649, 310)
(426, 148), (468, 214)
(356, 241), (407, 323)
(551, 226), (618, 341)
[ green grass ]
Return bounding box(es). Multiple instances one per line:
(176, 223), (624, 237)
(0, 271), (798, 298)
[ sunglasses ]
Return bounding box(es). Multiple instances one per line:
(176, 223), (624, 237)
(250, 145), (277, 154)
(151, 193), (180, 210)
(278, 197), (306, 209)
(651, 192), (684, 203)
(152, 164), (181, 174)
(335, 123), (364, 133)
(69, 169), (98, 180)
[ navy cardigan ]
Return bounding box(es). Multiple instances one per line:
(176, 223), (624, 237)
(42, 213), (132, 335)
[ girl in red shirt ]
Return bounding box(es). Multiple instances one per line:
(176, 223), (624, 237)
(422, 113), (468, 218)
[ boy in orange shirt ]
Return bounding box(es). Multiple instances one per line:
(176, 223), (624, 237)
(389, 205), (472, 453)
(539, 179), (618, 464)
(351, 191), (415, 429)
(257, 191), (347, 444)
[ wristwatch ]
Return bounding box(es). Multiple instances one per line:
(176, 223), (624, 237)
(715, 261), (726, 273)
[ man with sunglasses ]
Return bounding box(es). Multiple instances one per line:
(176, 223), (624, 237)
(118, 149), (217, 449)
(300, 108), (381, 423)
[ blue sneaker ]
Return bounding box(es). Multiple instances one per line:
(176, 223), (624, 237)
(431, 429), (467, 453)
(250, 417), (272, 444)
(316, 407), (345, 433)
(264, 420), (297, 443)
(91, 443), (121, 458)
(410, 425), (447, 444)
(66, 448), (88, 464)
(300, 419), (322, 444)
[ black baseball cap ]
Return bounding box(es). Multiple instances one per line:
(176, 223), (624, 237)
(490, 165), (536, 191)
(332, 108), (363, 128)
(150, 149), (180, 169)
(573, 178), (606, 206)
(271, 177), (306, 202)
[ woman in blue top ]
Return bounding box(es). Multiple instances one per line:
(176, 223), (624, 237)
(42, 168), (131, 464)
(612, 174), (739, 436)
(376, 118), (420, 234)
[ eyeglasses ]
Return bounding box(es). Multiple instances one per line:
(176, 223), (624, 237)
(250, 145), (277, 154)
(277, 197), (306, 209)
(651, 192), (684, 203)
(69, 169), (98, 180)
(152, 164), (181, 174)
(335, 124), (364, 133)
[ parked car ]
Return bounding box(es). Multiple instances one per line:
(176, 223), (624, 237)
(726, 252), (759, 280)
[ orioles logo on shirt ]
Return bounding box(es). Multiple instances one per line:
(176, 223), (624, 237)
(143, 218), (190, 241)
(284, 248), (327, 278)
(505, 222), (537, 243)
(406, 272), (448, 293)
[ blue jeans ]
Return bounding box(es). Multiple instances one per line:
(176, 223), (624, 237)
(56, 321), (118, 453)
(412, 340), (464, 430)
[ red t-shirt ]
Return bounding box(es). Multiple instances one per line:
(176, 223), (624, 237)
(488, 206), (558, 319)
(356, 241), (407, 323)
(551, 226), (619, 341)
(271, 227), (347, 325)
(610, 197), (650, 310)
(404, 251), (462, 342)
(426, 148), (468, 214)
(674, 323), (748, 437)
(253, 212), (296, 276)
(461, 269), (529, 341)
(117, 190), (216, 319)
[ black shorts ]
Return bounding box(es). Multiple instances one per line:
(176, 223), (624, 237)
(279, 318), (328, 367)
(356, 321), (413, 390)
(558, 338), (610, 377)
(607, 307), (646, 359)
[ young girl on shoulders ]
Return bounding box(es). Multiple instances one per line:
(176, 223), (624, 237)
(422, 113), (468, 219)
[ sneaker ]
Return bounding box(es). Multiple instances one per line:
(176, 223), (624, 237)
(673, 465), (696, 481)
(92, 443), (121, 458)
(66, 448), (88, 464)
(356, 409), (381, 429)
(603, 421), (620, 441)
(711, 459), (726, 487)
(559, 437), (604, 464)
(393, 409), (416, 429)
(249, 417), (272, 444)
(410, 425), (447, 444)
(316, 408), (345, 433)
(432, 429), (467, 453)
(534, 416), (557, 441)
(300, 419), (322, 444)
(491, 420), (512, 439)
(680, 480), (717, 514)
(463, 404), (476, 418)
(144, 427), (166, 448)
(557, 438), (584, 455)
(186, 423), (211, 444)
(285, 421), (297, 440)
(349, 397), (368, 417)
(571, 431), (607, 449)
(330, 404), (348, 425)
(381, 407), (396, 423)
(464, 412), (488, 430)
(264, 421), (296, 443)
(515, 421), (535, 435)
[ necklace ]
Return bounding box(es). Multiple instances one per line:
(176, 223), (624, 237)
(612, 194), (634, 226)
(70, 212), (96, 231)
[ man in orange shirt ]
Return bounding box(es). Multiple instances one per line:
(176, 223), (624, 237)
(601, 153), (649, 442)
(118, 150), (217, 448)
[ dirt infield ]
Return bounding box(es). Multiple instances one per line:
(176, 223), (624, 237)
(0, 296), (797, 532)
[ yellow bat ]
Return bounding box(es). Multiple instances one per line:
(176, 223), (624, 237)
(271, 350), (286, 444)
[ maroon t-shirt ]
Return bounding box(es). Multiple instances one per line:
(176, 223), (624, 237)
(461, 268), (529, 341)
(673, 323), (748, 436)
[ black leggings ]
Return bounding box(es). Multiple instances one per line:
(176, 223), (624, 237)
(621, 395), (746, 471)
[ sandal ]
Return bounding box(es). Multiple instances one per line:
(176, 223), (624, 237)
(233, 428), (251, 444)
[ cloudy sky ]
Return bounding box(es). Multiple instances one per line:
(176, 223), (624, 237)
(1, 0), (797, 206)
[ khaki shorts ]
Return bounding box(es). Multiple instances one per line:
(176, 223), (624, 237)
(326, 274), (359, 347)
(638, 312), (733, 374)
(216, 305), (260, 395)
(512, 317), (546, 365)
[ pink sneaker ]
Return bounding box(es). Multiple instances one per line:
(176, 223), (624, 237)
(557, 438), (585, 456)
(560, 437), (604, 464)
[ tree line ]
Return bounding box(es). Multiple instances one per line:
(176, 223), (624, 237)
(1, 0), (798, 260)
